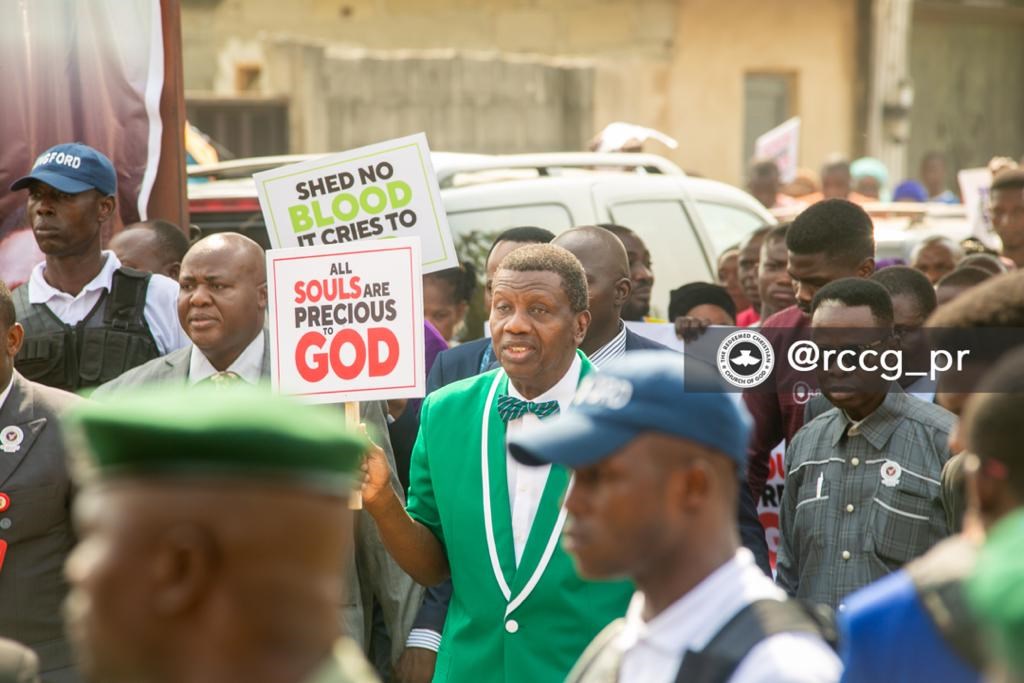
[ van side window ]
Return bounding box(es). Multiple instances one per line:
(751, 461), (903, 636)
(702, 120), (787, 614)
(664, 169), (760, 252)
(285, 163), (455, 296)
(608, 200), (707, 318)
(695, 201), (767, 254)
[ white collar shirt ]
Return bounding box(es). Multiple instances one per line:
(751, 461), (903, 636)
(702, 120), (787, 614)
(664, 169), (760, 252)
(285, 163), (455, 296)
(504, 353), (581, 566)
(0, 373), (15, 413)
(588, 321), (628, 368)
(27, 251), (189, 355)
(187, 333), (265, 385)
(616, 549), (841, 683)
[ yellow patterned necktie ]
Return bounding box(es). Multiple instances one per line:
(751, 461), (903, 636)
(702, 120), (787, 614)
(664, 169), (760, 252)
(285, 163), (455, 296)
(201, 370), (243, 386)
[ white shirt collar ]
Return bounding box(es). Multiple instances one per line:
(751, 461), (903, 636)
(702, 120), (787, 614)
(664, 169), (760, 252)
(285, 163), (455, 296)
(618, 548), (784, 654)
(506, 353), (582, 412)
(187, 333), (265, 385)
(0, 373), (15, 413)
(28, 250), (120, 304)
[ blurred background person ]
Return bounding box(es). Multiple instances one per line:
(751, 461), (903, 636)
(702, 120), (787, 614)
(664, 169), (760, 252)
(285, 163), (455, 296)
(919, 151), (959, 203)
(911, 236), (963, 285)
(422, 262), (476, 344)
(851, 156), (889, 200)
(716, 246), (750, 320)
(108, 219), (190, 280)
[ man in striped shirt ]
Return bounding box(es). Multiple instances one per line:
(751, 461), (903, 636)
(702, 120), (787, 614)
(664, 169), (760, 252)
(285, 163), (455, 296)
(777, 278), (954, 609)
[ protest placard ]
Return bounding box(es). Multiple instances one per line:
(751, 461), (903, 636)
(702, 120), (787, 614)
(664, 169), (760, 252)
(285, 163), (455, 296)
(267, 237), (425, 404)
(755, 117), (801, 184)
(255, 133), (457, 273)
(958, 166), (1000, 249)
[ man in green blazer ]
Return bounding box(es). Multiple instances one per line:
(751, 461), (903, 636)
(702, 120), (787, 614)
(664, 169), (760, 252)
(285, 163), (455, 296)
(363, 244), (632, 683)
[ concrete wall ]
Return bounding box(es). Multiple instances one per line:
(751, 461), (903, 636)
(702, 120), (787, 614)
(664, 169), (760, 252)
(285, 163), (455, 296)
(181, 0), (678, 92)
(664, 0), (859, 183)
(181, 0), (860, 185)
(260, 41), (595, 154)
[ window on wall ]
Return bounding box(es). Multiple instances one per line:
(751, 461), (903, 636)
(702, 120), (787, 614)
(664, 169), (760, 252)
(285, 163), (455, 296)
(743, 73), (795, 168)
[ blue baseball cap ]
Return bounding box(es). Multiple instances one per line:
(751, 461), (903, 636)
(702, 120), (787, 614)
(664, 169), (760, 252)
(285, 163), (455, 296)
(10, 142), (117, 196)
(508, 351), (752, 474)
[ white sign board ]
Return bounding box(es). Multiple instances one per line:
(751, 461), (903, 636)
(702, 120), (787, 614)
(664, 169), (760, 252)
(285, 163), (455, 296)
(755, 117), (801, 184)
(267, 238), (426, 404)
(254, 133), (457, 273)
(958, 167), (999, 249)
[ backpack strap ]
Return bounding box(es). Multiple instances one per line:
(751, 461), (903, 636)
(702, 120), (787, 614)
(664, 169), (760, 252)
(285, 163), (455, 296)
(673, 599), (835, 683)
(103, 267), (152, 332)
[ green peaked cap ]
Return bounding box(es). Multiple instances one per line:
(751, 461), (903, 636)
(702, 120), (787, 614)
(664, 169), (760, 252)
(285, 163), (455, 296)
(66, 383), (367, 495)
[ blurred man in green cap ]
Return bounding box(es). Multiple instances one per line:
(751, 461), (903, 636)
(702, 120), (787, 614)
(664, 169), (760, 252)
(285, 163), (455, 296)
(63, 383), (381, 683)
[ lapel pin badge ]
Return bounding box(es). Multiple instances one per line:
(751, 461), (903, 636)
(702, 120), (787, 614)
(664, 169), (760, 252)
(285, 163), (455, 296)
(1, 426), (24, 454)
(880, 460), (902, 488)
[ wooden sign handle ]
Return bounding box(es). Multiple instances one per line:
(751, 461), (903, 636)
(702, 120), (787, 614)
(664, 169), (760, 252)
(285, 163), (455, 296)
(345, 402), (363, 510)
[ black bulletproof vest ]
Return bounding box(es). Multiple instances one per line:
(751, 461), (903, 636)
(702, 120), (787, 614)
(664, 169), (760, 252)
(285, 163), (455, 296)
(12, 267), (161, 391)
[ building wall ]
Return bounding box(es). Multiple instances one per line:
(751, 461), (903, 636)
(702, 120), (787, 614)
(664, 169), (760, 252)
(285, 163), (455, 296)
(666, 0), (859, 183)
(909, 3), (1024, 184)
(180, 0), (859, 185)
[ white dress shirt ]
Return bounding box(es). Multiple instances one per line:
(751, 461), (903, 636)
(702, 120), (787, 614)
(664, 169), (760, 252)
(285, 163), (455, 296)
(504, 354), (581, 565)
(0, 373), (14, 413)
(616, 549), (841, 683)
(187, 333), (265, 385)
(27, 251), (189, 355)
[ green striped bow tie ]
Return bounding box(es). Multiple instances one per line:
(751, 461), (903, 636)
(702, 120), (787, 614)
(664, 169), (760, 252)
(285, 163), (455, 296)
(496, 395), (560, 424)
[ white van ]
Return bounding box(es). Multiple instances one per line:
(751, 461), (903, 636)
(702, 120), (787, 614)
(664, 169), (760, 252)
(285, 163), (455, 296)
(188, 152), (774, 317)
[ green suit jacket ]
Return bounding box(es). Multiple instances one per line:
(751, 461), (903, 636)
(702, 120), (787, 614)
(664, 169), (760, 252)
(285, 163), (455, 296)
(407, 353), (632, 683)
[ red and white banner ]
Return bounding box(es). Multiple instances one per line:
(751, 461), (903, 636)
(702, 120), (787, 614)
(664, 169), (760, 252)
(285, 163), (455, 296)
(0, 0), (164, 287)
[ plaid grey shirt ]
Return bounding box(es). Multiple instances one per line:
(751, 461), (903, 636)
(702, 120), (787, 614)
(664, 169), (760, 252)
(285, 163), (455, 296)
(776, 389), (955, 609)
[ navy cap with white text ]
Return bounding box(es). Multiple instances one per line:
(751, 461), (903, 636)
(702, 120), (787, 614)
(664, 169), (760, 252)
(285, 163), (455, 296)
(508, 351), (752, 473)
(10, 142), (117, 196)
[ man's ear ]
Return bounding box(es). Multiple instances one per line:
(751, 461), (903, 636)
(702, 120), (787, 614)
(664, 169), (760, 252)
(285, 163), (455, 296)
(97, 194), (116, 224)
(150, 524), (218, 617)
(575, 310), (592, 346)
(257, 282), (268, 311)
(167, 262), (181, 282)
(856, 257), (876, 279)
(6, 323), (24, 358)
(613, 276), (632, 308)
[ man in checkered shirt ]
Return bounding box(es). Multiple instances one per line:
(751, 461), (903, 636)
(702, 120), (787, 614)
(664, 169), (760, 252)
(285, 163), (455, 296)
(777, 278), (955, 609)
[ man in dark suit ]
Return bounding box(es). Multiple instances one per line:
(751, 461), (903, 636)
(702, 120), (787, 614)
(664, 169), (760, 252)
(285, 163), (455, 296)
(91, 233), (422, 674)
(0, 282), (82, 683)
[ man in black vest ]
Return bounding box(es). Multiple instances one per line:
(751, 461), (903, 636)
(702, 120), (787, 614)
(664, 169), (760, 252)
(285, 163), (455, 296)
(8, 143), (187, 392)
(509, 353), (840, 683)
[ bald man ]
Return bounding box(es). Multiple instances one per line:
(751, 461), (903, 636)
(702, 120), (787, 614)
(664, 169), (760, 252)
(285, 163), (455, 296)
(552, 226), (669, 363)
(92, 234), (424, 673)
(108, 220), (190, 281)
(93, 232), (268, 390)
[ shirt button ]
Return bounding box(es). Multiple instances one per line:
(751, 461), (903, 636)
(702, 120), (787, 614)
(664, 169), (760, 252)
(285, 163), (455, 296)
(851, 457), (861, 467)
(0, 518), (10, 530)
(505, 619), (519, 634)
(842, 550), (851, 560)
(846, 504), (855, 513)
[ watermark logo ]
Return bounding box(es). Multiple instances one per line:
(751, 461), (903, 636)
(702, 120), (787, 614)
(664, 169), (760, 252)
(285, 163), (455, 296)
(717, 330), (774, 388)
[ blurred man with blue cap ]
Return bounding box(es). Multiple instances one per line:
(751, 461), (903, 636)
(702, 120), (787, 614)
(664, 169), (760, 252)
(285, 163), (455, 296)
(8, 142), (187, 392)
(509, 352), (840, 683)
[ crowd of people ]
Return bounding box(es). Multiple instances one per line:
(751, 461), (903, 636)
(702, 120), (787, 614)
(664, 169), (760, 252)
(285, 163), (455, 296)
(2, 139), (1024, 683)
